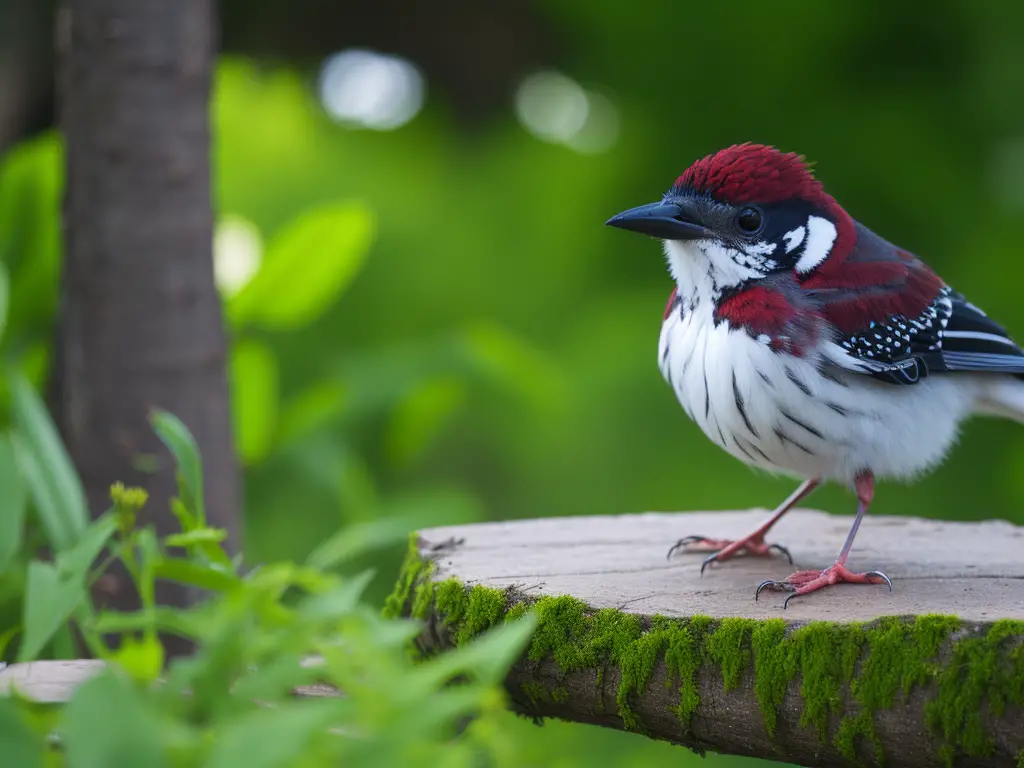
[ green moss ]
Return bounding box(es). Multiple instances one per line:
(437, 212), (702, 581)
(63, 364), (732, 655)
(382, 534), (431, 620)
(410, 574), (436, 621)
(659, 615), (710, 732)
(433, 578), (469, 629)
(387, 550), (1024, 762)
(706, 617), (755, 691)
(455, 586), (508, 646)
(926, 619), (1024, 766)
(519, 681), (549, 707)
(750, 619), (788, 736)
(835, 615), (959, 762)
(787, 622), (865, 739)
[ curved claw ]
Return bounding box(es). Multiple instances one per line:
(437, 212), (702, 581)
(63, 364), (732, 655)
(755, 579), (795, 601)
(866, 570), (893, 592)
(700, 552), (722, 576)
(783, 591), (799, 610)
(666, 535), (707, 561)
(767, 542), (794, 564)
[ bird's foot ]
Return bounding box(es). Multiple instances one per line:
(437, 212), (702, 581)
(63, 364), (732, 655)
(755, 563), (892, 609)
(667, 534), (792, 575)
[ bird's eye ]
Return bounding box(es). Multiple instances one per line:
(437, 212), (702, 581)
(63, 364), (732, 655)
(736, 207), (763, 235)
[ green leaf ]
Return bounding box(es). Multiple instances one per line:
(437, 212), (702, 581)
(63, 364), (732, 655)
(275, 380), (347, 448)
(226, 653), (320, 705)
(385, 377), (465, 466)
(0, 432), (27, 572)
(110, 634), (165, 684)
(0, 134), (62, 333)
(0, 698), (45, 768)
(52, 624), (77, 660)
(163, 529), (228, 548)
(202, 699), (349, 768)
(91, 608), (200, 639)
(136, 528), (159, 611)
(305, 516), (416, 571)
(61, 671), (165, 768)
(153, 558), (239, 592)
(10, 432), (71, 552)
(362, 614), (424, 651)
(0, 626), (21, 658)
(412, 610), (538, 692)
(55, 514), (117, 584)
(229, 339), (279, 465)
(9, 373), (88, 550)
(297, 569), (374, 621)
(226, 201), (375, 330)
(17, 561), (85, 662)
(150, 409), (205, 525)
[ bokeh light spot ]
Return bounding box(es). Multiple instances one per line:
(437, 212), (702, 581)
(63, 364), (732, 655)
(514, 70), (619, 153)
(214, 216), (262, 297)
(318, 49), (425, 130)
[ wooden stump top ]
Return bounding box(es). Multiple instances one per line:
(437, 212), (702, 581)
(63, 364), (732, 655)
(404, 508), (1024, 768)
(421, 507), (1024, 622)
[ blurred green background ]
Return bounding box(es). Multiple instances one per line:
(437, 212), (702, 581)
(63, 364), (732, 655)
(3, 1), (1024, 765)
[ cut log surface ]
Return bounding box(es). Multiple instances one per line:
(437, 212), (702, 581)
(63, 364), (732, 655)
(405, 509), (1024, 768)
(0, 660), (105, 703)
(421, 508), (1024, 622)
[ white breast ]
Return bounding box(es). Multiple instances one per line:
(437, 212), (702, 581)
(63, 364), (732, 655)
(658, 298), (980, 486)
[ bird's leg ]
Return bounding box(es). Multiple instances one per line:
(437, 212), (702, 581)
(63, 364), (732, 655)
(755, 470), (892, 608)
(667, 478), (820, 574)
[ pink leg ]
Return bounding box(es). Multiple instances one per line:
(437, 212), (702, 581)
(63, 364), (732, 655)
(755, 471), (892, 609)
(667, 478), (820, 574)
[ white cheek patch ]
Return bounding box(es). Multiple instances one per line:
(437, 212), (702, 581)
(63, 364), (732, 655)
(746, 241), (777, 256)
(794, 216), (837, 274)
(783, 226), (806, 253)
(699, 241), (776, 286)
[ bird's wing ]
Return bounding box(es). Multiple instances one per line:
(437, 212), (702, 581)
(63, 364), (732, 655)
(823, 288), (1024, 385)
(805, 223), (1024, 385)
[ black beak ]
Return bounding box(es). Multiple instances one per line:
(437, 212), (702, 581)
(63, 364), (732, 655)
(605, 199), (712, 241)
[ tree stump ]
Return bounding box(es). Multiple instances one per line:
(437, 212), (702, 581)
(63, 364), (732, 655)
(387, 508), (1024, 768)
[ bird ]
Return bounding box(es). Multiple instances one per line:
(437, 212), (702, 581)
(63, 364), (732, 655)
(605, 143), (1024, 608)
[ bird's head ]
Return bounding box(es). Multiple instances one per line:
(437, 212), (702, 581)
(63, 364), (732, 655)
(607, 143), (855, 296)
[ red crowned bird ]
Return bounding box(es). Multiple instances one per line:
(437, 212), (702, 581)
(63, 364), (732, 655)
(606, 143), (1024, 608)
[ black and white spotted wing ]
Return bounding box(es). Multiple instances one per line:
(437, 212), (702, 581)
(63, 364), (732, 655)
(833, 287), (1024, 385)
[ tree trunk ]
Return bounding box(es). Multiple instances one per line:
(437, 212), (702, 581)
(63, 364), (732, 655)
(55, 0), (240, 656)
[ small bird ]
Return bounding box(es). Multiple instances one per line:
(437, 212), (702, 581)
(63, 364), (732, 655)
(606, 143), (1024, 608)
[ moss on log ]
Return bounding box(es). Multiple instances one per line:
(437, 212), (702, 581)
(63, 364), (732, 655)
(386, 510), (1024, 768)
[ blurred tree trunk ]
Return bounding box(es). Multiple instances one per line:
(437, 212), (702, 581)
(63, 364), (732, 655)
(54, 0), (240, 656)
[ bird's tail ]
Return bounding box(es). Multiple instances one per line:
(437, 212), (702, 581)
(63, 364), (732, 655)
(974, 375), (1024, 423)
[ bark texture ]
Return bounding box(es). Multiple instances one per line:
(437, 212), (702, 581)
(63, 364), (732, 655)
(55, 0), (240, 653)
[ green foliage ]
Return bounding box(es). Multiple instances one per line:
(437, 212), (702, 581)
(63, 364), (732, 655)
(229, 339), (280, 465)
(0, 432), (26, 572)
(226, 200), (375, 330)
(0, 415), (537, 766)
(10, 373), (88, 551)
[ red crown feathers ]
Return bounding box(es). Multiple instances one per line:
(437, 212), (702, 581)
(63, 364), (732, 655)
(674, 143), (823, 205)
